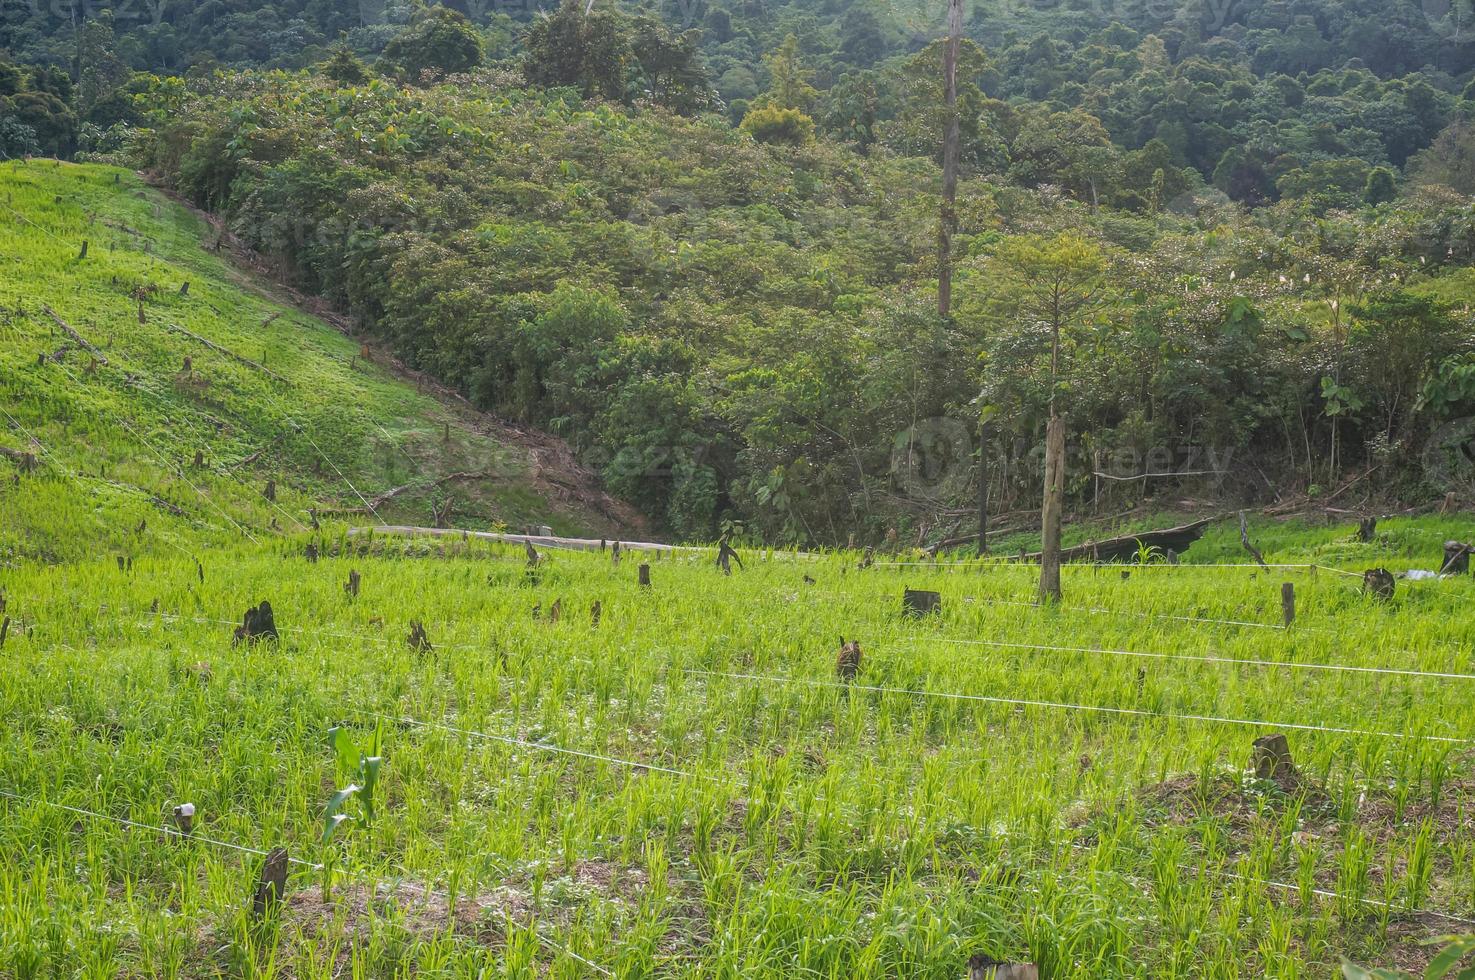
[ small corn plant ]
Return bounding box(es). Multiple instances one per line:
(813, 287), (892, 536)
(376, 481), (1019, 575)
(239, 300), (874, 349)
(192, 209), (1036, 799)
(1342, 935), (1475, 979)
(319, 724), (384, 899)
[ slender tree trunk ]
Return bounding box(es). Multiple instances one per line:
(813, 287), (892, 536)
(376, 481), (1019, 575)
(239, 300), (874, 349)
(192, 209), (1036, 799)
(976, 421), (989, 557)
(1039, 415), (1065, 603)
(936, 0), (962, 317)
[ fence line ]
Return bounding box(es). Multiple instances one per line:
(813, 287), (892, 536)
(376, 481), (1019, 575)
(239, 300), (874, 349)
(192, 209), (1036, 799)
(680, 668), (1466, 744)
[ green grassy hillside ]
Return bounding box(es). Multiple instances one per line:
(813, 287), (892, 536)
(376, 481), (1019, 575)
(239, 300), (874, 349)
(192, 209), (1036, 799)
(0, 160), (641, 565)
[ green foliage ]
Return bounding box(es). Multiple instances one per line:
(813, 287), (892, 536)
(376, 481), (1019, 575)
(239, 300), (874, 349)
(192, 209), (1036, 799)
(521, 0), (713, 113)
(739, 104), (815, 145)
(379, 6), (482, 82)
(1343, 935), (1475, 979)
(119, 62), (1475, 544)
(323, 724), (384, 841)
(320, 42), (371, 85)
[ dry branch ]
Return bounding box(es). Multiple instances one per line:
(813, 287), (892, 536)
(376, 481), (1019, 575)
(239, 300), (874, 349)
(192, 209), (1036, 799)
(160, 320), (287, 383)
(41, 305), (109, 366)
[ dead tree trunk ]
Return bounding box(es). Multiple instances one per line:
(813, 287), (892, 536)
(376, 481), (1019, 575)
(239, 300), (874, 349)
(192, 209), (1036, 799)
(252, 847), (289, 919)
(1239, 512), (1268, 569)
(936, 0), (963, 318)
(976, 421), (989, 557)
(1038, 416), (1065, 604)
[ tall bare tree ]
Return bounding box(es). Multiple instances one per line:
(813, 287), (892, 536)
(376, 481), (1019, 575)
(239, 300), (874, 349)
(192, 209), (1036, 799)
(937, 0), (962, 318)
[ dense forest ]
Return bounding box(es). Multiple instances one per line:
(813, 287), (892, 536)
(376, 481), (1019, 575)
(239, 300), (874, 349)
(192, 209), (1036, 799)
(5, 0), (1475, 543)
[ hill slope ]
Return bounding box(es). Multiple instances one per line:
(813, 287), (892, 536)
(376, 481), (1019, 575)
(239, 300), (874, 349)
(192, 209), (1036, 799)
(0, 159), (643, 565)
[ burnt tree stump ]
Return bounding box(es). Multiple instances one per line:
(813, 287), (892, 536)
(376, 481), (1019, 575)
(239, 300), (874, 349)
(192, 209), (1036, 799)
(407, 620), (432, 653)
(590, 600), (602, 628)
(1357, 516), (1377, 543)
(1442, 541), (1471, 576)
(836, 637), (862, 681)
(612, 541), (622, 565)
(1363, 568), (1395, 600)
(1281, 582), (1295, 627)
(968, 955), (1039, 980)
(264, 479), (275, 502)
(252, 847), (289, 919)
(716, 537), (743, 575)
(1252, 733), (1296, 785)
(344, 570), (360, 599)
(902, 588), (941, 618)
(233, 601), (278, 645)
(638, 563), (651, 588)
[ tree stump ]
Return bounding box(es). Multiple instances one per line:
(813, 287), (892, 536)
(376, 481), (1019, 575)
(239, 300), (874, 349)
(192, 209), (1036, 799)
(968, 955), (1039, 980)
(232, 601), (278, 645)
(305, 542), (319, 563)
(836, 637), (862, 681)
(1357, 516), (1377, 543)
(192, 449), (204, 468)
(612, 540), (622, 565)
(1363, 568), (1395, 600)
(407, 620), (432, 652)
(902, 588), (941, 617)
(548, 598), (562, 623)
(172, 803), (195, 836)
(1442, 541), (1471, 576)
(590, 600), (601, 628)
(524, 539), (540, 567)
(344, 570), (360, 599)
(0, 616), (9, 649)
(252, 847), (289, 919)
(1252, 733), (1296, 785)
(716, 537), (743, 575)
(1281, 582), (1295, 627)
(638, 563), (651, 588)
(264, 479), (276, 502)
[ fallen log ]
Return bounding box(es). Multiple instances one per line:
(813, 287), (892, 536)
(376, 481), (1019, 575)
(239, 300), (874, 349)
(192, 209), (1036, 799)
(0, 446), (38, 471)
(160, 320), (287, 383)
(41, 305), (109, 366)
(1013, 516), (1222, 564)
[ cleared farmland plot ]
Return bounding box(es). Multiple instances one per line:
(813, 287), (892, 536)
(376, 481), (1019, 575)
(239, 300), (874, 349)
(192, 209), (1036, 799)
(3, 524), (1475, 977)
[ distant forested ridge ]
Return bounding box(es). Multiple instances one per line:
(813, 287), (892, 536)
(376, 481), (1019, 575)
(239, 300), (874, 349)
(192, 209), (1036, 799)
(6, 0), (1475, 542)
